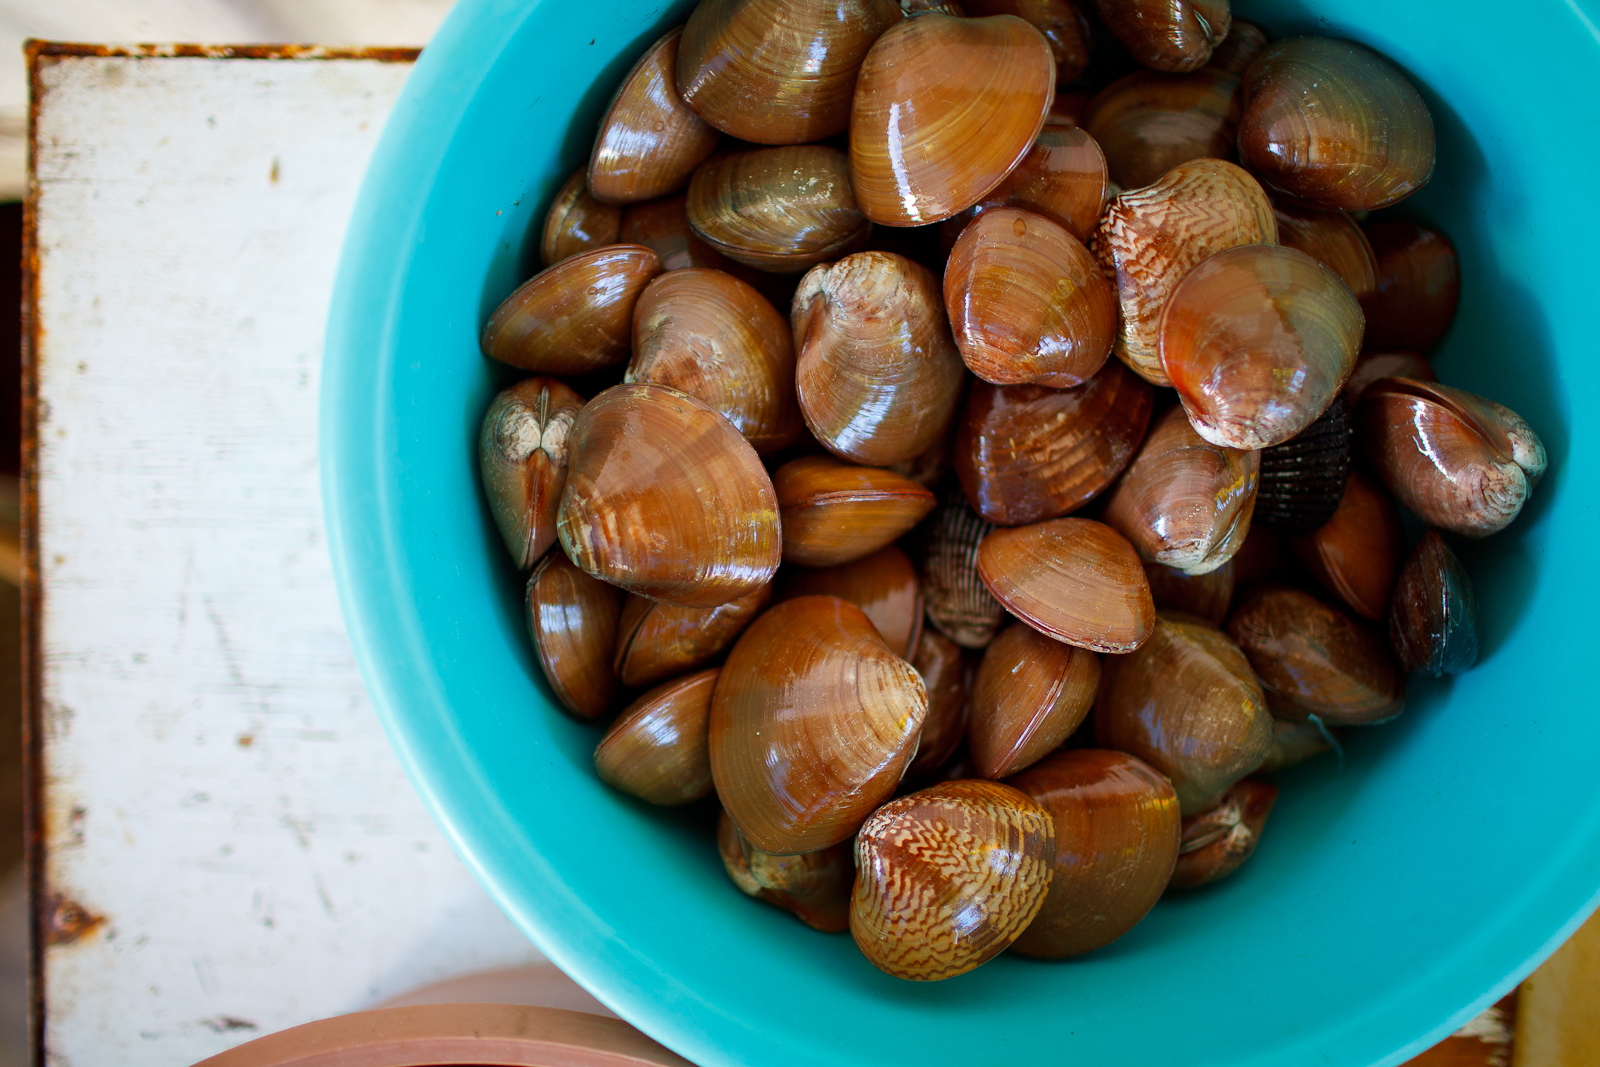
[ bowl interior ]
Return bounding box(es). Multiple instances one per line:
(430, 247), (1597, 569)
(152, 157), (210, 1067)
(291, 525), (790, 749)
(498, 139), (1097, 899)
(322, 2), (1600, 1065)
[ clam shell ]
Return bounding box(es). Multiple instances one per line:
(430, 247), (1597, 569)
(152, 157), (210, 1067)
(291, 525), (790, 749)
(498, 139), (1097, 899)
(907, 630), (974, 780)
(1271, 200), (1377, 299)
(962, 124), (1108, 242)
(557, 383), (780, 607)
(850, 780), (1054, 981)
(524, 552), (622, 720)
(1082, 68), (1242, 191)
(718, 810), (854, 932)
(1343, 351), (1436, 406)
(1389, 529), (1478, 677)
(1206, 19), (1268, 74)
(686, 145), (870, 273)
(778, 544), (923, 658)
(1238, 37), (1435, 211)
(1290, 469), (1401, 622)
(588, 28), (720, 205)
(977, 518), (1155, 653)
(1169, 778), (1277, 889)
(1256, 718), (1333, 774)
(1254, 394), (1354, 533)
(849, 14), (1055, 226)
(1143, 558), (1233, 626)
(945, 207), (1116, 388)
(917, 486), (1006, 649)
(1091, 0), (1230, 72)
(1101, 404), (1260, 576)
(613, 583), (772, 689)
(955, 359), (1153, 527)
(1007, 749), (1180, 956)
(626, 268), (803, 455)
(541, 167), (622, 267)
(969, 622), (1100, 779)
(479, 377), (585, 569)
(1360, 221), (1460, 353)
(964, 0), (1091, 84)
(1161, 244), (1364, 450)
(710, 595), (927, 854)
(772, 454), (936, 568)
(619, 194), (738, 272)
(594, 668), (719, 805)
(481, 245), (662, 375)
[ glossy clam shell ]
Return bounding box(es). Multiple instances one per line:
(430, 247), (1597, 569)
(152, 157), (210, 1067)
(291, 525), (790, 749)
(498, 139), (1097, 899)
(619, 195), (737, 272)
(907, 630), (973, 780)
(849, 14), (1056, 227)
(626, 268), (802, 455)
(778, 544), (923, 658)
(1007, 748), (1180, 957)
(1091, 0), (1230, 72)
(946, 207), (1115, 388)
(772, 454), (936, 568)
(710, 595), (927, 854)
(1343, 351), (1435, 406)
(792, 252), (965, 466)
(1226, 586), (1402, 725)
(1101, 405), (1260, 576)
(524, 551), (622, 721)
(718, 810), (853, 932)
(594, 668), (719, 805)
(1256, 718), (1333, 774)
(1143, 559), (1233, 626)
(686, 146), (870, 273)
(541, 167), (622, 267)
(969, 622), (1100, 779)
(676, 0), (903, 145)
(964, 124), (1108, 242)
(851, 780), (1054, 981)
(955, 359), (1153, 527)
(1360, 221), (1460, 354)
(1356, 377), (1546, 538)
(1271, 201), (1377, 299)
(918, 487), (1006, 649)
(965, 0), (1091, 84)
(1290, 470), (1401, 622)
(1082, 68), (1242, 191)
(588, 28), (720, 205)
(1238, 37), (1435, 211)
(1169, 778), (1277, 889)
(1252, 394), (1353, 534)
(1089, 158), (1276, 385)
(481, 245), (663, 374)
(1389, 529), (1478, 677)
(1207, 19), (1268, 74)
(613, 583), (772, 689)
(556, 383), (780, 608)
(977, 518), (1155, 653)
(479, 377), (585, 569)
(1161, 244), (1364, 450)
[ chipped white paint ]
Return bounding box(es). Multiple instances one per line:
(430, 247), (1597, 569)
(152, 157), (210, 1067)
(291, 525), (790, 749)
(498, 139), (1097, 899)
(35, 52), (542, 1067)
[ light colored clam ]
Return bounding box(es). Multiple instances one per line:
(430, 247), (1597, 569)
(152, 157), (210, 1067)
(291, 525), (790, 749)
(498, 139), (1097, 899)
(772, 454), (936, 568)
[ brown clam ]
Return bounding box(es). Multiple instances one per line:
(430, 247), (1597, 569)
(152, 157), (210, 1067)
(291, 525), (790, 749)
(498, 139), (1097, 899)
(918, 487), (1006, 649)
(1101, 405), (1260, 575)
(977, 518), (1155, 653)
(613, 583), (772, 689)
(1291, 470), (1402, 622)
(594, 668), (718, 805)
(1169, 779), (1277, 889)
(676, 0), (903, 145)
(970, 623), (1100, 779)
(1356, 378), (1546, 538)
(1257, 718), (1332, 774)
(1007, 749), (1180, 957)
(556, 383), (780, 608)
(1343, 351), (1436, 406)
(778, 545), (924, 658)
(1096, 613), (1273, 814)
(849, 14), (1056, 226)
(1389, 529), (1478, 677)
(524, 552), (622, 721)
(1238, 37), (1435, 211)
(541, 167), (622, 267)
(1227, 586), (1403, 725)
(1252, 396), (1354, 534)
(1360, 222), (1460, 354)
(1089, 158), (1276, 385)
(481, 245), (663, 374)
(686, 146), (870, 273)
(945, 207), (1116, 387)
(1091, 0), (1230, 72)
(1271, 201), (1377, 299)
(1082, 68), (1242, 192)
(907, 630), (973, 780)
(710, 595), (927, 854)
(772, 454), (936, 568)
(1049, 88), (1094, 127)
(962, 124), (1108, 242)
(626, 268), (802, 455)
(1206, 19), (1267, 73)
(1161, 244), (1364, 450)
(479, 377), (585, 569)
(619, 195), (736, 272)
(964, 0), (1090, 83)
(851, 780), (1054, 981)
(1229, 522), (1296, 592)
(955, 360), (1154, 527)
(588, 28), (720, 205)
(792, 252), (965, 466)
(887, 435), (953, 490)
(1143, 559), (1233, 626)
(718, 810), (853, 932)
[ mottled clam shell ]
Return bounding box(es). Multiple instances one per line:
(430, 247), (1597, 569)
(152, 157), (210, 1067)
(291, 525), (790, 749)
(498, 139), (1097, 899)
(541, 167), (622, 267)
(918, 486), (1006, 649)
(1389, 529), (1478, 677)
(613, 583), (772, 689)
(687, 146), (870, 273)
(969, 623), (1100, 779)
(777, 544), (923, 658)
(718, 810), (854, 932)
(479, 377), (585, 569)
(772, 454), (936, 567)
(1253, 395), (1354, 534)
(594, 669), (719, 805)
(588, 28), (720, 205)
(1290, 469), (1401, 622)
(524, 552), (622, 721)
(1169, 779), (1278, 889)
(1082, 67), (1241, 191)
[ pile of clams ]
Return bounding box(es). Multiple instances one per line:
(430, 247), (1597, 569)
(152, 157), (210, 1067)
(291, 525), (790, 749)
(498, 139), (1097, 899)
(479, 0), (1544, 983)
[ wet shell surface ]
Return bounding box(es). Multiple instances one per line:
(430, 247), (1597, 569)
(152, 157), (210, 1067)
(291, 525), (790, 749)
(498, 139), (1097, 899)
(1256, 718), (1333, 774)
(1389, 529), (1478, 677)
(612, 583), (772, 689)
(718, 810), (854, 932)
(965, 0), (1092, 84)
(479, 377), (585, 569)
(777, 544), (924, 658)
(907, 630), (974, 780)
(588, 28), (720, 205)
(969, 623), (1100, 779)
(772, 454), (936, 567)
(1082, 68), (1242, 191)
(594, 668), (719, 805)
(1091, 0), (1230, 72)
(1169, 778), (1278, 889)
(1143, 559), (1233, 626)
(851, 780), (1055, 981)
(524, 552), (622, 721)
(1271, 200), (1377, 299)
(962, 124), (1109, 242)
(1343, 351), (1435, 406)
(1290, 469), (1402, 622)
(1207, 19), (1268, 73)
(918, 486), (1006, 649)
(541, 167), (622, 267)
(1360, 221), (1460, 354)
(1253, 395), (1354, 534)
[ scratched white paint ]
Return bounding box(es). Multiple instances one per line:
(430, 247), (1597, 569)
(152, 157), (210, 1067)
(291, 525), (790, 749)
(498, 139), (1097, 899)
(35, 54), (543, 1067)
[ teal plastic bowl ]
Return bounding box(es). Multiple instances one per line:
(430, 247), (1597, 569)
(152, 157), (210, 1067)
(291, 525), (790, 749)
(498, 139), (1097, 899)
(323, 3), (1599, 1064)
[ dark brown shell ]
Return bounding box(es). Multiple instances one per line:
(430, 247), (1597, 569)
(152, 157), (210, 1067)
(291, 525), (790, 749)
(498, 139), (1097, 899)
(718, 810), (853, 932)
(1206, 19), (1267, 73)
(907, 630), (974, 779)
(1343, 351), (1436, 406)
(1290, 470), (1402, 623)
(1271, 201), (1377, 300)
(541, 167), (622, 267)
(1253, 395), (1354, 533)
(969, 623), (1099, 779)
(1091, 0), (1230, 72)
(594, 669), (718, 805)
(964, 0), (1092, 84)
(481, 246), (663, 375)
(613, 583), (773, 689)
(524, 552), (622, 721)
(1082, 68), (1241, 191)
(1169, 779), (1277, 889)
(1388, 529), (1478, 677)
(1143, 559), (1233, 626)
(1256, 719), (1332, 774)
(961, 124), (1109, 242)
(777, 545), (924, 658)
(1360, 222), (1460, 353)
(918, 485), (1006, 649)
(589, 28), (720, 205)
(772, 454), (936, 568)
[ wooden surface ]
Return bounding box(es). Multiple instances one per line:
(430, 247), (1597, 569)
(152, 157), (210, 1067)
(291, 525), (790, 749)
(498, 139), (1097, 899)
(26, 47), (544, 1067)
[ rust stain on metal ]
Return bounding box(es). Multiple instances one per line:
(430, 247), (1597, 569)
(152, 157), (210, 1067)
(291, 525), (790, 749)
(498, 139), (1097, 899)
(26, 41), (421, 64)
(43, 893), (106, 946)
